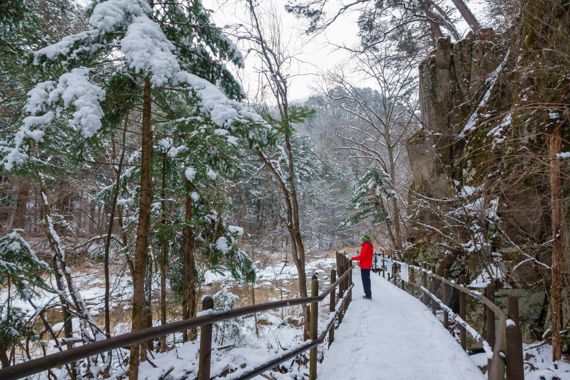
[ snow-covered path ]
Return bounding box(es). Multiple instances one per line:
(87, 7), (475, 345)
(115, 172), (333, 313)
(318, 270), (484, 380)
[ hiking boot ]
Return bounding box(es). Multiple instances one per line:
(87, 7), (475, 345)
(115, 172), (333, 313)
(363, 295), (372, 299)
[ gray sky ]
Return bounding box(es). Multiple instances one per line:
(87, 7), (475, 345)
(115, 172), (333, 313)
(205, 0), (363, 101)
(205, 0), (489, 101)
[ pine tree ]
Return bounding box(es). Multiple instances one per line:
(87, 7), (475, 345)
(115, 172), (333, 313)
(0, 0), (269, 377)
(343, 167), (397, 245)
(0, 231), (50, 368)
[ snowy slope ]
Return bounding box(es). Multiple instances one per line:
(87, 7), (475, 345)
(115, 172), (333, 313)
(318, 272), (484, 380)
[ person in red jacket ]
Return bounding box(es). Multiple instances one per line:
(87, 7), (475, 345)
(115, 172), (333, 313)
(351, 235), (374, 299)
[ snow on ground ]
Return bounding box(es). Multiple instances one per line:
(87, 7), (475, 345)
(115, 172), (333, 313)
(521, 344), (570, 380)
(470, 343), (570, 380)
(2, 269), (133, 317)
(203, 256), (336, 285)
(318, 272), (485, 380)
(138, 310), (308, 379)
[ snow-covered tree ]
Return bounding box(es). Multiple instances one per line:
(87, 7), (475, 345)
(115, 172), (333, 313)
(343, 167), (397, 243)
(0, 231), (49, 368)
(0, 0), (269, 376)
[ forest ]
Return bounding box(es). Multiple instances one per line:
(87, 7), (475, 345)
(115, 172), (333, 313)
(0, 0), (568, 379)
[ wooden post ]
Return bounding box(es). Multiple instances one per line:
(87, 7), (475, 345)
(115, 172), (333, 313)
(459, 275), (467, 350)
(309, 275), (319, 380)
(409, 267), (415, 296)
(335, 252), (342, 297)
(329, 269), (336, 312)
(422, 271), (428, 305)
(430, 266), (437, 314)
(443, 283), (450, 329)
(197, 296), (214, 380)
(338, 256), (345, 300)
(346, 260), (352, 309)
(338, 258), (345, 324)
(506, 296), (524, 380)
(329, 269), (336, 346)
(343, 256), (348, 293)
(485, 283), (496, 347)
(344, 258), (351, 314)
(485, 283), (496, 377)
(395, 264), (399, 285)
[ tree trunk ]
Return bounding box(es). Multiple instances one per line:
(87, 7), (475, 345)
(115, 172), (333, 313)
(144, 256), (153, 350)
(159, 156), (168, 351)
(182, 180), (197, 342)
(103, 125), (127, 340)
(283, 133), (311, 339)
(450, 0), (480, 32)
(129, 78), (153, 380)
(284, 134), (308, 296)
(10, 180), (30, 231)
(0, 348), (9, 368)
(421, 0), (444, 41)
(548, 124), (562, 361)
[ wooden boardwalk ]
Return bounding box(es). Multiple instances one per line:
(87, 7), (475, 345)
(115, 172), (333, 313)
(318, 273), (484, 380)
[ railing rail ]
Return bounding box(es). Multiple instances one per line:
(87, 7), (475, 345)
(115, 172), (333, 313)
(0, 253), (354, 380)
(376, 255), (524, 380)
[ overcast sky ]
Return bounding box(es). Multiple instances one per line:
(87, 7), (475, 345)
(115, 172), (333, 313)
(205, 0), (363, 101)
(205, 0), (489, 102)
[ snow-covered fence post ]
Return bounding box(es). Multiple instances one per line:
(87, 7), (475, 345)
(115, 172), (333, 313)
(336, 253), (344, 300)
(197, 297), (214, 380)
(341, 255), (346, 297)
(459, 275), (467, 350)
(430, 266), (437, 315)
(443, 283), (450, 329)
(421, 271), (428, 305)
(309, 274), (319, 380)
(348, 260), (352, 306)
(330, 269), (337, 312)
(393, 263), (398, 285)
(329, 269), (336, 346)
(505, 296), (524, 380)
(485, 283), (496, 347)
(409, 267), (415, 294)
(344, 256), (349, 295)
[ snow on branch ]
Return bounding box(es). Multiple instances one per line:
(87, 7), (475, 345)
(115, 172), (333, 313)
(34, 0), (150, 62)
(2, 68), (105, 170)
(89, 0), (150, 33)
(121, 15), (180, 86)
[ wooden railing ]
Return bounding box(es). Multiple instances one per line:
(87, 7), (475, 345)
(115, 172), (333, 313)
(0, 254), (354, 380)
(377, 255), (524, 380)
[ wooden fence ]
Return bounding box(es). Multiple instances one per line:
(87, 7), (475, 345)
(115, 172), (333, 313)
(0, 254), (354, 380)
(378, 255), (524, 380)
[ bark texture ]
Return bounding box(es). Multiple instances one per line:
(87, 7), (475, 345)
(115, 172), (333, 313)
(129, 78), (153, 379)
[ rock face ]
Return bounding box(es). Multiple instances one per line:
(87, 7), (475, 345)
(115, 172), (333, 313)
(407, 3), (570, 342)
(407, 30), (504, 242)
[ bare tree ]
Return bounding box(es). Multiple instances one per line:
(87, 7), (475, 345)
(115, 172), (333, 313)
(287, 0), (481, 48)
(323, 47), (418, 250)
(242, 0), (312, 337)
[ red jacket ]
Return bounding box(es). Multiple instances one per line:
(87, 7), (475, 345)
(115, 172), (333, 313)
(351, 242), (373, 269)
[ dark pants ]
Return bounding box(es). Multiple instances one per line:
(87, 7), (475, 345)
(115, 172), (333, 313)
(361, 269), (371, 298)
